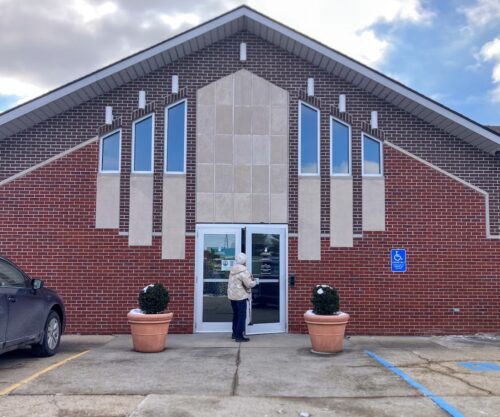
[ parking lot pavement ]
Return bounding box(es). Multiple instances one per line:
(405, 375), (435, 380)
(0, 334), (499, 416)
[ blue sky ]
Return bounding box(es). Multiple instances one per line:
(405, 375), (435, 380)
(0, 0), (498, 125)
(373, 0), (500, 124)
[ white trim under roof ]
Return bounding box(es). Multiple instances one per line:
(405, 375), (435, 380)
(0, 6), (499, 154)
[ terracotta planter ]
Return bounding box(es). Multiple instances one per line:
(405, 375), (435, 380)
(127, 311), (174, 353)
(304, 311), (350, 353)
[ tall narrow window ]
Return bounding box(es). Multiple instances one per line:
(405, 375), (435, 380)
(299, 102), (320, 175)
(165, 100), (187, 173)
(132, 115), (154, 173)
(331, 118), (351, 175)
(99, 130), (121, 173)
(362, 134), (383, 176)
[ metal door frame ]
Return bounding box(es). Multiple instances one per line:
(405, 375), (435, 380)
(194, 224), (288, 334)
(245, 225), (287, 334)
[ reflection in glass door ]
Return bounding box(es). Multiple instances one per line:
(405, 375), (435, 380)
(195, 225), (286, 334)
(246, 226), (286, 334)
(195, 227), (241, 332)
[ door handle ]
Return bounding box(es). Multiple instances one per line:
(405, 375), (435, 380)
(7, 296), (16, 303)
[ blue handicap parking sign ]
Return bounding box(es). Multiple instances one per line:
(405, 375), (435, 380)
(391, 249), (406, 273)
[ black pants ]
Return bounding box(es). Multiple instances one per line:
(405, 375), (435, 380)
(231, 299), (247, 339)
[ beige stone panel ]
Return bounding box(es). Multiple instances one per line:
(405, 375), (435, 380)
(215, 193), (233, 222)
(271, 106), (288, 135)
(270, 164), (287, 194)
(298, 177), (321, 260)
(270, 84), (288, 106)
(197, 105), (215, 136)
(196, 193), (214, 222)
(234, 135), (252, 165)
(196, 134), (214, 164)
(214, 164), (233, 193)
(234, 106), (252, 135)
(95, 174), (120, 229)
(270, 193), (288, 223)
(129, 175), (154, 246)
(196, 163), (214, 193)
(234, 69), (253, 106)
(197, 83), (215, 106)
(252, 193), (270, 223)
(215, 105), (233, 135)
(215, 74), (234, 106)
(271, 135), (288, 165)
(234, 193), (252, 223)
(252, 74), (270, 105)
(234, 165), (252, 193)
(252, 165), (269, 194)
(363, 177), (386, 231)
(252, 135), (270, 165)
(162, 175), (186, 259)
(214, 134), (233, 164)
(252, 106), (270, 135)
(330, 177), (353, 248)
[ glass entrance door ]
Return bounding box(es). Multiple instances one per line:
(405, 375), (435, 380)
(195, 225), (287, 334)
(195, 227), (241, 332)
(246, 226), (286, 334)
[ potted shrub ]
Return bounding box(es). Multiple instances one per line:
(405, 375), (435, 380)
(127, 283), (173, 353)
(304, 285), (349, 353)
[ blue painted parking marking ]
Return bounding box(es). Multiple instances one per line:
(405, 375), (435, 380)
(458, 362), (500, 372)
(365, 350), (465, 417)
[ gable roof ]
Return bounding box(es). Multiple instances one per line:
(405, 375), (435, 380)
(1, 5), (499, 153)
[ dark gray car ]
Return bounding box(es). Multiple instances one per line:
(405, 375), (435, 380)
(0, 256), (65, 356)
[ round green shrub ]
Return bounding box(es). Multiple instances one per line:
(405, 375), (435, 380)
(311, 285), (340, 315)
(138, 283), (170, 314)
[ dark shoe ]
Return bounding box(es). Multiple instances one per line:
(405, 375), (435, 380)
(235, 337), (250, 342)
(231, 334), (236, 339)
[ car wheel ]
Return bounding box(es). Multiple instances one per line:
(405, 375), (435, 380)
(32, 311), (61, 357)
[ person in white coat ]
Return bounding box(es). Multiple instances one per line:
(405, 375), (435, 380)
(227, 252), (256, 342)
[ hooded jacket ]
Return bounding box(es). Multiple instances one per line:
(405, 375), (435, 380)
(227, 264), (256, 301)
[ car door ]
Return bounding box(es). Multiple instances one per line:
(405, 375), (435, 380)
(0, 259), (46, 347)
(0, 288), (7, 348)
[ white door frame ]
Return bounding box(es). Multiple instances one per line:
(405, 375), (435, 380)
(245, 225), (287, 334)
(194, 224), (288, 334)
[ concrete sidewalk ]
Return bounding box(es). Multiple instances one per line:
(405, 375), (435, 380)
(0, 334), (499, 416)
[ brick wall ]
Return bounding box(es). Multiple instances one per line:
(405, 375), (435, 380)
(2, 31), (500, 236)
(289, 146), (500, 335)
(0, 141), (498, 335)
(0, 144), (195, 334)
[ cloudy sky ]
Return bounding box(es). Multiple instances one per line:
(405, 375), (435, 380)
(0, 0), (499, 125)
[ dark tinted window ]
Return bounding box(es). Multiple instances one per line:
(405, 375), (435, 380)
(0, 261), (26, 288)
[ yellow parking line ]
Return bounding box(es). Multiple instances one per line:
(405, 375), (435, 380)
(0, 350), (91, 396)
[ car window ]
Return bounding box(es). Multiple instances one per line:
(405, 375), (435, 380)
(0, 260), (26, 288)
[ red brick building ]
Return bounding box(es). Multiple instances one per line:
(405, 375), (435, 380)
(1, 7), (499, 335)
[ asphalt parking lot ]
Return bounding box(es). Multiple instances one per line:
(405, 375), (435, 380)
(0, 334), (499, 417)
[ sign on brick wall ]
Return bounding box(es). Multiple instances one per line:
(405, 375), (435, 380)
(391, 249), (407, 273)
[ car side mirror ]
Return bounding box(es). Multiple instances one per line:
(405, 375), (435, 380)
(32, 279), (44, 290)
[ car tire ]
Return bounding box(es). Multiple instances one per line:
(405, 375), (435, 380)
(32, 311), (61, 357)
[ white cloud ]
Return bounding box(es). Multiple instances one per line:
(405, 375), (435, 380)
(70, 0), (118, 24)
(246, 0), (434, 66)
(461, 0), (500, 27)
(159, 12), (201, 31)
(0, 0), (434, 106)
(0, 77), (45, 104)
(479, 38), (500, 103)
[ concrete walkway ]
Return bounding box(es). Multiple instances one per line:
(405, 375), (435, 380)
(0, 334), (499, 416)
